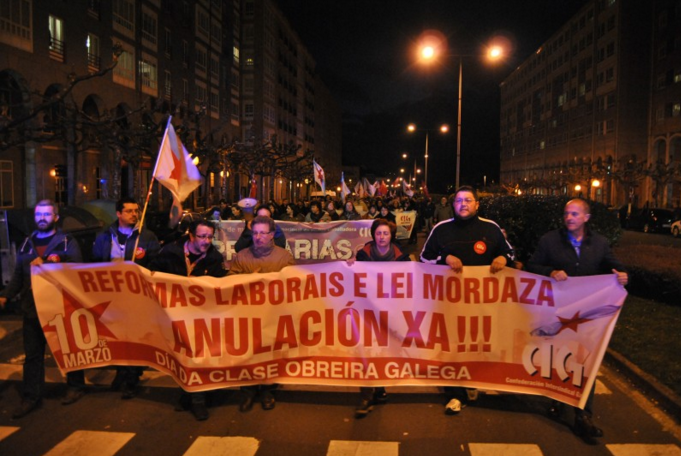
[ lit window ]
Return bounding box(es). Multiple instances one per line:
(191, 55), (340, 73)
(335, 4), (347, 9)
(86, 33), (100, 72)
(48, 15), (65, 61)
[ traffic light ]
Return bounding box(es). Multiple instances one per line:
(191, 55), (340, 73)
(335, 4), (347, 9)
(54, 164), (66, 178)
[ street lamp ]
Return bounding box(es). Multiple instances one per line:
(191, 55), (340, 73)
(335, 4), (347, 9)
(415, 33), (506, 189)
(407, 123), (449, 189)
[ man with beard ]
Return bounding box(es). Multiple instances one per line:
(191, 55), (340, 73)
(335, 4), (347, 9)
(149, 219), (226, 421)
(420, 186), (513, 415)
(228, 216), (295, 412)
(91, 197), (160, 399)
(0, 200), (83, 418)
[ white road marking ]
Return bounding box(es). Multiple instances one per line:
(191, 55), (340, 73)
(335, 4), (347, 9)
(44, 430), (134, 456)
(327, 440), (400, 456)
(183, 436), (260, 456)
(0, 426), (20, 442)
(606, 444), (681, 456)
(469, 443), (544, 456)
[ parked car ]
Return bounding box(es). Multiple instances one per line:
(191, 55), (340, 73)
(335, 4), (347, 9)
(626, 208), (674, 233)
(672, 220), (681, 238)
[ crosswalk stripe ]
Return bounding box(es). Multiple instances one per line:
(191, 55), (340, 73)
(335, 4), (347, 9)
(595, 379), (612, 395)
(0, 426), (20, 442)
(43, 430), (135, 456)
(606, 444), (681, 456)
(183, 437), (260, 456)
(327, 440), (399, 456)
(469, 443), (543, 456)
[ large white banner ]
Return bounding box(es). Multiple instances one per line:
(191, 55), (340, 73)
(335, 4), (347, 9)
(32, 262), (626, 409)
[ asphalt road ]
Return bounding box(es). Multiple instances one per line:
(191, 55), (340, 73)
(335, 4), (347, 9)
(0, 361), (679, 455)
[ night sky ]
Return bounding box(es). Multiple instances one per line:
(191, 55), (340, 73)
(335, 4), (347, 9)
(278, 0), (588, 193)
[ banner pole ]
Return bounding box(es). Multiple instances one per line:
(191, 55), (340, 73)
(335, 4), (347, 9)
(132, 116), (172, 259)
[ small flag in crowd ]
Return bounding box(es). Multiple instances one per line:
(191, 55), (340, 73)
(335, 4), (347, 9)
(341, 172), (351, 202)
(249, 174), (257, 198)
(364, 178), (376, 197)
(402, 179), (414, 198)
(313, 159), (326, 194)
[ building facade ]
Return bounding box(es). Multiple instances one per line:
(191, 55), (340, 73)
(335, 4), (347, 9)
(0, 0), (340, 210)
(498, 0), (679, 209)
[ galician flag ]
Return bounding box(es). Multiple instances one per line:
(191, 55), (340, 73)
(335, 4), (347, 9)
(154, 119), (202, 203)
(313, 159), (326, 194)
(341, 172), (351, 202)
(402, 179), (414, 198)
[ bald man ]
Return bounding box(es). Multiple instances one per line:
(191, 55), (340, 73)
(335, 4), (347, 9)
(527, 198), (627, 444)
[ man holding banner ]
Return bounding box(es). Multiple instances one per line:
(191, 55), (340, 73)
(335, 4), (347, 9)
(0, 200), (83, 418)
(149, 219), (226, 421)
(228, 216), (295, 412)
(527, 198), (628, 444)
(91, 197), (160, 399)
(420, 186), (514, 415)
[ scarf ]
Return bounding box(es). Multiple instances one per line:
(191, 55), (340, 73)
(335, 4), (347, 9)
(369, 242), (396, 261)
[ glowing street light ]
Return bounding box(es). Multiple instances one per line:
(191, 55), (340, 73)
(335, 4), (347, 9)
(414, 31), (508, 189)
(407, 123), (449, 189)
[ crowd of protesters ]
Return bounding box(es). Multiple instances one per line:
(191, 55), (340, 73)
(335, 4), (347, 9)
(0, 188), (629, 445)
(211, 193), (443, 237)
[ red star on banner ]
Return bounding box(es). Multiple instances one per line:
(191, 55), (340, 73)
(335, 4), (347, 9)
(168, 147), (182, 182)
(43, 289), (118, 348)
(556, 311), (593, 335)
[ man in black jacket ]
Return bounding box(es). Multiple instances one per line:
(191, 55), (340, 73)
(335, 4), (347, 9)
(527, 198), (627, 444)
(91, 197), (160, 398)
(420, 186), (513, 415)
(150, 219), (226, 421)
(0, 200), (83, 418)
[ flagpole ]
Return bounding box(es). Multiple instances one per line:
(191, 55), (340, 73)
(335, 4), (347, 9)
(132, 116), (173, 259)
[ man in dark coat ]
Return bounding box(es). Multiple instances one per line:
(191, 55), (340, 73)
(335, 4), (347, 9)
(0, 200), (83, 418)
(150, 219), (226, 421)
(90, 197), (160, 398)
(527, 198), (627, 445)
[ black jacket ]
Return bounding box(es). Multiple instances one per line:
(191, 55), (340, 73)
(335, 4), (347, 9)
(1, 230), (82, 318)
(420, 215), (513, 266)
(149, 237), (226, 277)
(92, 222), (160, 268)
(526, 227), (625, 278)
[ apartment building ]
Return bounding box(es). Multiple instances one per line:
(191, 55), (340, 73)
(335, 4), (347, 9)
(0, 0), (340, 209)
(499, 0), (654, 207)
(650, 0), (681, 207)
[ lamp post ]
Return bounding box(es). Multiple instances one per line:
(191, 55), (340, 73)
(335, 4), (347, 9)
(415, 34), (506, 189)
(407, 123), (449, 189)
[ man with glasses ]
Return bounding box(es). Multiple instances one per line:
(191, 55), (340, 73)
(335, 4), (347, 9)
(234, 202), (287, 253)
(420, 186), (513, 415)
(229, 215), (295, 412)
(0, 200), (83, 418)
(149, 219), (226, 420)
(91, 197), (160, 399)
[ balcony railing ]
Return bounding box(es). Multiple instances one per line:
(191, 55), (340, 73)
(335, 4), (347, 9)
(88, 53), (101, 73)
(49, 38), (65, 62)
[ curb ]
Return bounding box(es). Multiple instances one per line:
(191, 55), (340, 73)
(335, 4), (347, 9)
(605, 348), (681, 422)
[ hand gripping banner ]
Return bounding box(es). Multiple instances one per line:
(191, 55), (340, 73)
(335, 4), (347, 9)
(31, 261), (627, 409)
